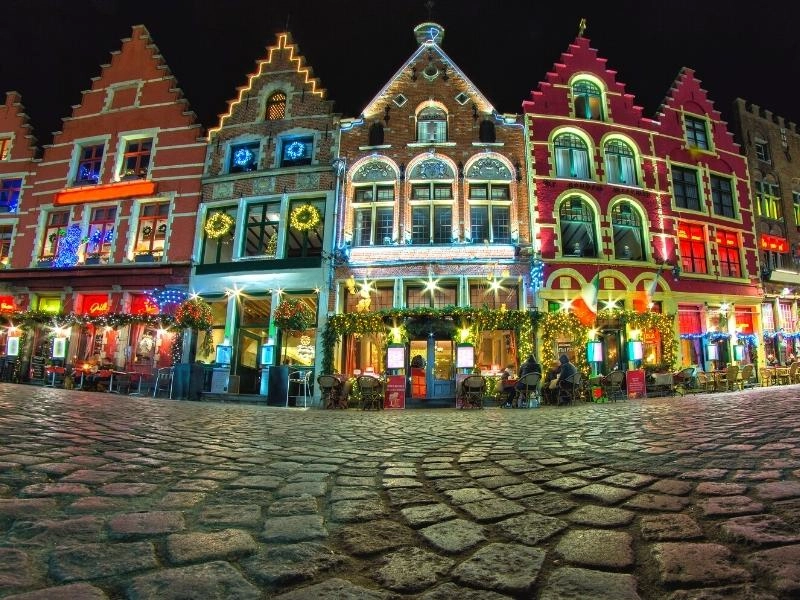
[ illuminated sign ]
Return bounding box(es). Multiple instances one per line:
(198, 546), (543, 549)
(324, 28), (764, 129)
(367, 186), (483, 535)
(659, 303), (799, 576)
(52, 337), (67, 359)
(0, 296), (15, 312)
(82, 294), (109, 315)
(38, 297), (61, 313)
(55, 180), (156, 205)
(130, 294), (159, 315)
(7, 337), (19, 356)
(760, 234), (788, 253)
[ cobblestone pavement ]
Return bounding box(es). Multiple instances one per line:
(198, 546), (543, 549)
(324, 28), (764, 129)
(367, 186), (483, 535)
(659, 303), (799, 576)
(2, 383), (800, 599)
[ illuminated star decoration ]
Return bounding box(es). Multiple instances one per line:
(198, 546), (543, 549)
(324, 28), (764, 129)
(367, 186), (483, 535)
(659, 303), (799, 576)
(53, 224), (84, 268)
(146, 288), (189, 311)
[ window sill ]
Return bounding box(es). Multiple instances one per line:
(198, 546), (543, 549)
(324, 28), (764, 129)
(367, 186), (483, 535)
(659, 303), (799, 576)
(407, 142), (457, 148)
(358, 144), (392, 151)
(472, 142), (505, 147)
(684, 145), (717, 157)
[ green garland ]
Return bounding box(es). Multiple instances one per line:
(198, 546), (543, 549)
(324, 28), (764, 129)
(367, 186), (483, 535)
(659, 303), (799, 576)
(320, 306), (540, 375)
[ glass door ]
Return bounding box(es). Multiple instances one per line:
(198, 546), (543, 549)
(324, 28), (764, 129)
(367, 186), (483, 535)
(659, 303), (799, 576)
(409, 338), (454, 398)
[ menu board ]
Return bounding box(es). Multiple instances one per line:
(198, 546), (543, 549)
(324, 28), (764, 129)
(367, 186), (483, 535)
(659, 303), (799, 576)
(456, 345), (474, 369)
(384, 375), (406, 409)
(626, 369), (647, 399)
(387, 346), (405, 369)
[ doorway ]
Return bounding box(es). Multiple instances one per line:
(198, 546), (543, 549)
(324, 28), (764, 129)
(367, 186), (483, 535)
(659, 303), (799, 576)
(409, 338), (454, 399)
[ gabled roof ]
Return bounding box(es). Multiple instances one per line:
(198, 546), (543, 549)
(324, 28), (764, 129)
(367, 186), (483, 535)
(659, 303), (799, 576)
(358, 23), (495, 120)
(209, 32), (326, 138)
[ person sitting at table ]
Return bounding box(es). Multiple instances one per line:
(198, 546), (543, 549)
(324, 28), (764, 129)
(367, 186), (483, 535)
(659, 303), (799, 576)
(767, 353), (780, 367)
(787, 352), (797, 365)
(499, 365), (516, 408)
(556, 354), (577, 405)
(542, 360), (561, 405)
(514, 354), (542, 407)
(83, 353), (103, 390)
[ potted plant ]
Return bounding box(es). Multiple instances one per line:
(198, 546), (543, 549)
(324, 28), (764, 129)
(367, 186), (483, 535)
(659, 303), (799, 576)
(134, 251), (155, 263)
(37, 255), (54, 267)
(273, 298), (315, 335)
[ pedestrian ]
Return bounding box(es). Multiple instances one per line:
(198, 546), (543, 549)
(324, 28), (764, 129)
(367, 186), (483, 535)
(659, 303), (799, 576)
(514, 354), (542, 407)
(557, 354), (577, 405)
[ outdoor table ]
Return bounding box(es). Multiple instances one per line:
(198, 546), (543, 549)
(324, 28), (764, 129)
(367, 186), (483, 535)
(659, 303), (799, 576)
(44, 366), (66, 387)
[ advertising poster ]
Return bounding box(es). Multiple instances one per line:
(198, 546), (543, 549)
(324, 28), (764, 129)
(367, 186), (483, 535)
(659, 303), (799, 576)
(626, 369), (647, 399)
(384, 375), (406, 409)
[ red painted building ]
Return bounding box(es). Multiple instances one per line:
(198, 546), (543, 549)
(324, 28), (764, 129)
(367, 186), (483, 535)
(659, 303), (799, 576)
(0, 25), (205, 379)
(523, 34), (761, 371)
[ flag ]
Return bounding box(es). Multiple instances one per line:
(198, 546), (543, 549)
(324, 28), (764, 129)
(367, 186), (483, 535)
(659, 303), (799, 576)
(634, 264), (665, 313)
(646, 263), (665, 304)
(572, 273), (599, 326)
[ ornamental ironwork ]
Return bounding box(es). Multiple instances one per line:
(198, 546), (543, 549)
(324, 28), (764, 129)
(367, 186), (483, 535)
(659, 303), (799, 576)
(353, 161), (394, 182)
(410, 159), (453, 180)
(466, 157), (512, 180)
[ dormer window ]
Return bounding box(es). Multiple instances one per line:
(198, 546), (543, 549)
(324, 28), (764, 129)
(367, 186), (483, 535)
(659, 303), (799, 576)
(120, 138), (152, 180)
(74, 143), (105, 185)
(417, 106), (447, 143)
(266, 92), (287, 120)
(685, 115), (709, 150)
(572, 80), (604, 121)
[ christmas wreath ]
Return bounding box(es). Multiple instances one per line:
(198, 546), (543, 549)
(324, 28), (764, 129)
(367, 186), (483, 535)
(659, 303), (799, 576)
(175, 298), (215, 356)
(289, 204), (321, 232)
(204, 212), (234, 239)
(142, 225), (153, 237)
(273, 298), (315, 334)
(157, 223), (167, 234)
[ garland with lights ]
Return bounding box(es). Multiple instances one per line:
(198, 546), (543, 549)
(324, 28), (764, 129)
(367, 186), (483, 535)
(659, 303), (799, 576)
(175, 298), (214, 356)
(274, 298), (315, 334)
(204, 212), (234, 239)
(289, 204), (321, 232)
(320, 307), (540, 375)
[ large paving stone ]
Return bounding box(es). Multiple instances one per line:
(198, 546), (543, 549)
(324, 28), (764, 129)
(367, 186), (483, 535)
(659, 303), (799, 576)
(3, 583), (109, 600)
(700, 495), (764, 516)
(555, 529), (634, 568)
(241, 542), (348, 586)
(49, 541), (157, 582)
(652, 542), (752, 585)
(540, 567), (641, 600)
(262, 514), (327, 542)
(400, 503), (457, 528)
(329, 498), (388, 522)
(267, 494), (318, 516)
(496, 512), (568, 545)
(640, 513), (703, 540)
(272, 577), (390, 599)
(336, 519), (416, 555)
(452, 542), (545, 594)
(372, 546), (454, 592)
(0, 548), (34, 592)
(747, 543), (800, 595)
(0, 498), (58, 520)
(127, 560), (261, 600)
(7, 515), (105, 546)
(720, 514), (800, 544)
(571, 483), (637, 505)
(108, 511), (186, 537)
(568, 505), (635, 527)
(755, 481), (800, 501)
(418, 518), (486, 553)
(199, 504), (262, 527)
(20, 483), (91, 497)
(166, 528), (257, 564)
(666, 585), (778, 599)
(624, 493), (690, 512)
(417, 582), (511, 599)
(458, 497), (525, 522)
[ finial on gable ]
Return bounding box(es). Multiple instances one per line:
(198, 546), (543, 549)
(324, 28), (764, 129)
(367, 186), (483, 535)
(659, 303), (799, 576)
(578, 18), (587, 37)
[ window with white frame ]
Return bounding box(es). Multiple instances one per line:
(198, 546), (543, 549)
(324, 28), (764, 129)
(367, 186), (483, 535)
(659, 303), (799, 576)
(286, 198), (324, 258)
(353, 184), (395, 246)
(229, 141), (260, 173)
(0, 224), (12, 264)
(604, 139), (638, 185)
(572, 80), (604, 120)
(612, 201), (645, 260)
(279, 136), (313, 167)
(86, 206), (116, 259)
(119, 138), (152, 179)
(755, 138), (770, 163)
(468, 183), (511, 243)
(559, 196), (597, 257)
(243, 200), (280, 257)
(684, 115), (710, 150)
(553, 133), (591, 179)
(755, 180), (781, 219)
(41, 211), (70, 259)
(74, 143), (105, 185)
(716, 230), (741, 277)
(134, 202), (168, 256)
(0, 137), (10, 161)
(0, 178), (22, 213)
(410, 183), (452, 244)
(201, 206), (236, 264)
(406, 283), (457, 308)
(710, 174), (736, 218)
(671, 166), (702, 211)
(416, 106), (448, 143)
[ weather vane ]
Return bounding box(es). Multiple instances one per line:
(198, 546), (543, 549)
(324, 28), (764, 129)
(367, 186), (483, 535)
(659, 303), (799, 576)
(578, 18), (587, 37)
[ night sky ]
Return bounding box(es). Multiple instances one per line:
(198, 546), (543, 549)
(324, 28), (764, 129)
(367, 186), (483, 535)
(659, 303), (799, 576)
(2, 0), (798, 145)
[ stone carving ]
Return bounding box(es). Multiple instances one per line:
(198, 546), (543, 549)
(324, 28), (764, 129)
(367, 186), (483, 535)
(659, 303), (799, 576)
(253, 177), (275, 194)
(295, 173), (320, 190)
(409, 159), (453, 180)
(466, 157), (512, 181)
(212, 182), (234, 199)
(353, 161), (394, 182)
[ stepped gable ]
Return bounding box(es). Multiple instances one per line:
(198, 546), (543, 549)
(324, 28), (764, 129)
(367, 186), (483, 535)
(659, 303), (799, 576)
(0, 92), (38, 160)
(655, 67), (740, 154)
(522, 36), (651, 128)
(54, 24), (201, 141)
(209, 31), (328, 137)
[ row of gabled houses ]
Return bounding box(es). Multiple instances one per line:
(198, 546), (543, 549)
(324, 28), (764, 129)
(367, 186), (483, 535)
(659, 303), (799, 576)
(1, 22), (799, 400)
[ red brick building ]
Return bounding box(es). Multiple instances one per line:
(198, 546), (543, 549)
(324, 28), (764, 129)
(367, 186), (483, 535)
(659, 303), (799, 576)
(1, 25), (205, 379)
(523, 34), (761, 372)
(333, 23), (532, 401)
(196, 32), (339, 396)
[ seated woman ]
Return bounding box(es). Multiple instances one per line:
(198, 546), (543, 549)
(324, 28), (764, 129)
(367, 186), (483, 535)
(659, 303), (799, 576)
(542, 360), (561, 405)
(499, 365), (516, 408)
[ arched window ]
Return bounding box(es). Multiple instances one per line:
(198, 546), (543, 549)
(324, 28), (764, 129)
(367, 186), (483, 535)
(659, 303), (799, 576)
(611, 201), (645, 260)
(572, 80), (604, 120)
(368, 122), (384, 147)
(604, 139), (638, 186)
(417, 106), (447, 143)
(478, 120), (496, 143)
(266, 92), (287, 121)
(559, 196), (597, 257)
(554, 133), (591, 179)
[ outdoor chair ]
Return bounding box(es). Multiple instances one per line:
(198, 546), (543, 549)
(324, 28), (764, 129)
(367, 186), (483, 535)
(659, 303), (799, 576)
(458, 375), (486, 409)
(696, 372), (715, 393)
(560, 373), (582, 405)
(516, 372), (541, 407)
(673, 367), (696, 395)
(318, 374), (345, 409)
(738, 364), (756, 389)
(601, 370), (626, 401)
(289, 370), (312, 408)
(152, 367), (173, 399)
(356, 375), (384, 410)
(788, 362), (800, 384)
(715, 365), (739, 392)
